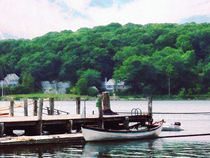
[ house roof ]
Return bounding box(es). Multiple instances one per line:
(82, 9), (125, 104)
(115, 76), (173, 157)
(4, 73), (19, 80)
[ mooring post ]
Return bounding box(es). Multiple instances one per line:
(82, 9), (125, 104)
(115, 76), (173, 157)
(49, 98), (54, 115)
(66, 120), (73, 133)
(24, 98), (28, 116)
(83, 99), (87, 118)
(0, 123), (4, 137)
(97, 95), (104, 128)
(10, 100), (14, 117)
(76, 97), (80, 114)
(38, 98), (43, 120)
(148, 96), (153, 124)
(102, 92), (111, 110)
(123, 116), (129, 130)
(38, 98), (43, 135)
(33, 99), (38, 116)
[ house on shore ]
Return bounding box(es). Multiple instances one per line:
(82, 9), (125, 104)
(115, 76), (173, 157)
(104, 78), (128, 92)
(0, 73), (20, 87)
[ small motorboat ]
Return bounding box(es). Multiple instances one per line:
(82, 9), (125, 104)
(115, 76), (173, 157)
(162, 122), (183, 131)
(82, 120), (164, 142)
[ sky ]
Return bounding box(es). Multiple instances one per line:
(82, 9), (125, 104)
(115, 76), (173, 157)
(0, 0), (210, 39)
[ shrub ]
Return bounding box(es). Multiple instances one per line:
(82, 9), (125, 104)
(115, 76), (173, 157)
(88, 87), (98, 96)
(75, 78), (88, 95)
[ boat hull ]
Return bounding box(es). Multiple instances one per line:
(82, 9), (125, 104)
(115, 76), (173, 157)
(82, 121), (163, 142)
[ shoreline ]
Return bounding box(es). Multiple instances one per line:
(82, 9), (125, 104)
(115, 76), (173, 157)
(0, 93), (209, 101)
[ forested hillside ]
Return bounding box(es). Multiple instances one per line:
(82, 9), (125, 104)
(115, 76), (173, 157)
(0, 23), (209, 96)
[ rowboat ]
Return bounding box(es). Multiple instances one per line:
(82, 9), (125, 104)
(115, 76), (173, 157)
(82, 120), (164, 142)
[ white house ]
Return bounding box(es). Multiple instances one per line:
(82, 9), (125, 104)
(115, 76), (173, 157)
(1, 73), (19, 87)
(104, 78), (128, 92)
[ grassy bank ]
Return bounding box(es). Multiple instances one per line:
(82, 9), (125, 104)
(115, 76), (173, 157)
(0, 93), (96, 101)
(118, 93), (210, 100)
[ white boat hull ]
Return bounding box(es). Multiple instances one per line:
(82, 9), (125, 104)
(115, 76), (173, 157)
(82, 121), (163, 142)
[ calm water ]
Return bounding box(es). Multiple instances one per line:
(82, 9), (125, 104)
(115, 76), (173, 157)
(0, 100), (210, 157)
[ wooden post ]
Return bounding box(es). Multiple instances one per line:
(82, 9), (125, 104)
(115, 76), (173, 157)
(102, 92), (111, 110)
(33, 99), (38, 116)
(123, 116), (129, 129)
(38, 98), (43, 121)
(84, 100), (86, 118)
(66, 120), (73, 133)
(97, 95), (104, 128)
(47, 107), (50, 115)
(38, 98), (43, 135)
(76, 97), (80, 114)
(49, 98), (54, 115)
(148, 96), (153, 124)
(10, 100), (14, 117)
(148, 97), (152, 116)
(24, 98), (28, 116)
(0, 123), (4, 137)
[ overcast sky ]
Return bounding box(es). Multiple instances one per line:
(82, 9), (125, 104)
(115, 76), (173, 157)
(0, 0), (210, 39)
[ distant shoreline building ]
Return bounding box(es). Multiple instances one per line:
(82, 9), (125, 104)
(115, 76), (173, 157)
(0, 73), (19, 87)
(104, 78), (128, 92)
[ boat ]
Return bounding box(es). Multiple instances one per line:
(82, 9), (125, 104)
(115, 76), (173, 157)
(162, 122), (183, 131)
(82, 120), (164, 142)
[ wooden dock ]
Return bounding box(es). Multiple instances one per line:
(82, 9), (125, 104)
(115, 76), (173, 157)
(0, 92), (153, 145)
(0, 114), (151, 136)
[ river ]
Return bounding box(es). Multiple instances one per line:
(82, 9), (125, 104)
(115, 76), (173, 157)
(0, 100), (210, 157)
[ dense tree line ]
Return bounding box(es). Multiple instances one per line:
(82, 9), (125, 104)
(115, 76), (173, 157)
(0, 22), (209, 96)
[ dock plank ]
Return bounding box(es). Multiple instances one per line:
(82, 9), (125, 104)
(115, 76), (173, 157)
(0, 133), (84, 146)
(0, 114), (149, 122)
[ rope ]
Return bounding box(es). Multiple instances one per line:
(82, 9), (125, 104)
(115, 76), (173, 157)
(159, 133), (210, 138)
(153, 112), (210, 114)
(117, 112), (210, 115)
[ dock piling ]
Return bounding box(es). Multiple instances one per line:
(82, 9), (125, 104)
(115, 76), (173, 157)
(83, 100), (86, 118)
(49, 98), (54, 115)
(24, 98), (28, 116)
(33, 99), (38, 116)
(76, 97), (80, 114)
(10, 100), (14, 117)
(66, 120), (73, 133)
(102, 92), (110, 110)
(39, 98), (43, 121)
(97, 95), (104, 128)
(0, 123), (4, 137)
(37, 98), (43, 135)
(148, 96), (153, 124)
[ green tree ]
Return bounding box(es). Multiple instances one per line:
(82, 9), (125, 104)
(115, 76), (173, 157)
(21, 71), (35, 93)
(75, 78), (88, 95)
(79, 69), (101, 88)
(114, 55), (160, 95)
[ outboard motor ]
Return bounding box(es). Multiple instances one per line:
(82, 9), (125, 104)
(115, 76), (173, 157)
(174, 122), (181, 126)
